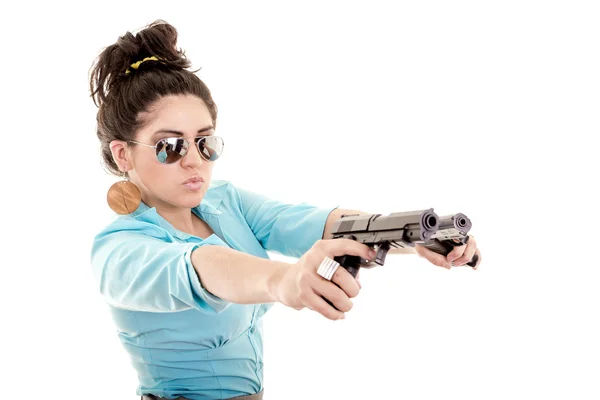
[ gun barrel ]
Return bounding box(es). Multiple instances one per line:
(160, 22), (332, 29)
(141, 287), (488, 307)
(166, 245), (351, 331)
(438, 213), (472, 232)
(332, 208), (441, 245)
(330, 208), (477, 272)
(429, 213), (472, 242)
(400, 208), (440, 244)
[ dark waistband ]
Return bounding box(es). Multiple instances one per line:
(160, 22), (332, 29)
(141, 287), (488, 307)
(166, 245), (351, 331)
(142, 389), (263, 400)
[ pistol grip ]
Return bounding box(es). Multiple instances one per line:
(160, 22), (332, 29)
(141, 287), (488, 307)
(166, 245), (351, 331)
(333, 255), (361, 278)
(321, 255), (362, 311)
(422, 239), (478, 268)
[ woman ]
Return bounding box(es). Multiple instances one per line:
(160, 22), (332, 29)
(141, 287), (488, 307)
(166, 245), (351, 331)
(89, 20), (482, 400)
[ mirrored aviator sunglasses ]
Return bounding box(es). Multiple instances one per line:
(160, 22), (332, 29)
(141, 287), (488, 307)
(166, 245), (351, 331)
(131, 136), (225, 164)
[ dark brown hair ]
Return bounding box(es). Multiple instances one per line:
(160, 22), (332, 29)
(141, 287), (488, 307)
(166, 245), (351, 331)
(89, 20), (218, 176)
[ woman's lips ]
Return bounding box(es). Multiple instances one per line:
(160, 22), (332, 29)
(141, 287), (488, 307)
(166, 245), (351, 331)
(183, 181), (203, 191)
(183, 177), (204, 191)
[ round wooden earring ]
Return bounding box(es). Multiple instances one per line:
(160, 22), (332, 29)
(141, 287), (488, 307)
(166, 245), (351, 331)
(107, 180), (142, 215)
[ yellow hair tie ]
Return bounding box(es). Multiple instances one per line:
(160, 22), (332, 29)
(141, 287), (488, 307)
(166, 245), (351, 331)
(125, 56), (161, 75)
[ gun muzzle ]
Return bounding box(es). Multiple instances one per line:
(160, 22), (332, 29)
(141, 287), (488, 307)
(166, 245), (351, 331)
(400, 208), (440, 244)
(438, 213), (472, 234)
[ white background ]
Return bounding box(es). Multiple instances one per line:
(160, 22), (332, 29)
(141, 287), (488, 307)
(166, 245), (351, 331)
(1, 1), (598, 399)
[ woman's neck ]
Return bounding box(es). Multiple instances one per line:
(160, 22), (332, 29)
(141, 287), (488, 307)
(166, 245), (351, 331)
(153, 205), (194, 232)
(141, 193), (196, 233)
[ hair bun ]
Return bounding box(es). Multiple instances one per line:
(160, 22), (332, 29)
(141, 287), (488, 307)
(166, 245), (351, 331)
(127, 20), (191, 70)
(89, 20), (192, 107)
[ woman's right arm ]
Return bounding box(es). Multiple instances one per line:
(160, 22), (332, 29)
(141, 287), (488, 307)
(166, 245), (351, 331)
(92, 227), (373, 319)
(194, 238), (375, 320)
(190, 245), (287, 306)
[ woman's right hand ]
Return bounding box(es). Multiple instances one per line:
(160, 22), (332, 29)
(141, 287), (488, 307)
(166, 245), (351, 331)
(272, 239), (375, 320)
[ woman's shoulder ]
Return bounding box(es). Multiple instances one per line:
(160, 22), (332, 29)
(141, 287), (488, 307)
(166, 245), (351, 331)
(93, 211), (168, 243)
(94, 179), (238, 241)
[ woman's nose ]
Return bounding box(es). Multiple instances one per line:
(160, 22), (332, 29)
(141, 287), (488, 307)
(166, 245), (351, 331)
(181, 140), (204, 167)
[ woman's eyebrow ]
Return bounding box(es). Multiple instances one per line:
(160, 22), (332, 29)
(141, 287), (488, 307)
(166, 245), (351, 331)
(151, 126), (214, 138)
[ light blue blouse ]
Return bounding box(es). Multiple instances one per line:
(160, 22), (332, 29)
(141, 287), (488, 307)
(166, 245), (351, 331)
(90, 180), (337, 399)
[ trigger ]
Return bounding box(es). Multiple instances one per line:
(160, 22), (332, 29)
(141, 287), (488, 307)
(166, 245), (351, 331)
(375, 242), (390, 265)
(449, 238), (467, 247)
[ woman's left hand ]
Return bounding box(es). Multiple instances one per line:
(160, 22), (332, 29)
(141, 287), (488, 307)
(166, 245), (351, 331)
(415, 235), (482, 270)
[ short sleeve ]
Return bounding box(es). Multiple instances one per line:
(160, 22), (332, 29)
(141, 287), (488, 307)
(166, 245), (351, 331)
(233, 185), (339, 258)
(91, 231), (232, 314)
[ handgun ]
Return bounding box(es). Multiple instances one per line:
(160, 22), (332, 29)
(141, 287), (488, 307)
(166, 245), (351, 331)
(324, 209), (478, 309)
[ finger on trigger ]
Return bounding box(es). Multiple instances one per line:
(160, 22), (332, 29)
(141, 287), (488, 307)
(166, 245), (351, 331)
(333, 239), (375, 260)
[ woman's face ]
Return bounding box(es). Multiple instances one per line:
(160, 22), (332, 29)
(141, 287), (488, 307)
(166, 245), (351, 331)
(127, 94), (217, 211)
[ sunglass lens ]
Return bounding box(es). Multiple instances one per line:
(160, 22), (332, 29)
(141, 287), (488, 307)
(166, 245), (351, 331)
(156, 138), (189, 164)
(197, 136), (224, 161)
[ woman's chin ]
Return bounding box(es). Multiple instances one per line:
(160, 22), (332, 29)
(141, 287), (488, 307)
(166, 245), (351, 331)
(178, 191), (206, 208)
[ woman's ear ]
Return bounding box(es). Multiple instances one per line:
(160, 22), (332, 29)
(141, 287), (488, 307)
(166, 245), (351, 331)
(110, 140), (132, 172)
